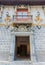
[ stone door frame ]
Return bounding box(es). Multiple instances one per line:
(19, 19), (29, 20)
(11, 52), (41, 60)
(10, 32), (35, 61)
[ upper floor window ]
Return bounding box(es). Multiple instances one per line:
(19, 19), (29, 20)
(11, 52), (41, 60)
(16, 8), (29, 21)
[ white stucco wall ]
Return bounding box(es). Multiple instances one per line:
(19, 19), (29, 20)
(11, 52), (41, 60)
(34, 26), (45, 62)
(0, 27), (11, 61)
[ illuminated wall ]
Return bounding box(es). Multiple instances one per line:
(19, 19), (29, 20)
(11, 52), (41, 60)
(0, 5), (45, 62)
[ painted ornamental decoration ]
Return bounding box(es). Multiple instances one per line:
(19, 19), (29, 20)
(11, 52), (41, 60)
(0, 5), (44, 29)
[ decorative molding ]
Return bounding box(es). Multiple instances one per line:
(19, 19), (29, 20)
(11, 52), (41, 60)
(10, 23), (33, 32)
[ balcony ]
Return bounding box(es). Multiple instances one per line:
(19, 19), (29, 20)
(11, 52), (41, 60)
(12, 15), (33, 23)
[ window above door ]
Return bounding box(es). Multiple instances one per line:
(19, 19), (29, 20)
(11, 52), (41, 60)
(16, 8), (29, 21)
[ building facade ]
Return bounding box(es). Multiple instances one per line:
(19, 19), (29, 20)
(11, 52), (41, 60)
(0, 5), (45, 63)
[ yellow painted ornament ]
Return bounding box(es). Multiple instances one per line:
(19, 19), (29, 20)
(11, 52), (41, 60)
(35, 16), (41, 23)
(4, 16), (10, 22)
